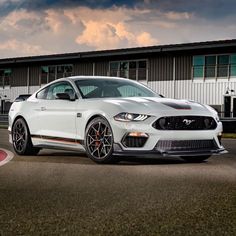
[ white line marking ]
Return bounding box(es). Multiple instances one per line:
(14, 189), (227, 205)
(0, 148), (14, 167)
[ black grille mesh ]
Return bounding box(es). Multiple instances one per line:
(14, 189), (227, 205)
(122, 136), (148, 148)
(153, 116), (217, 130)
(156, 140), (217, 152)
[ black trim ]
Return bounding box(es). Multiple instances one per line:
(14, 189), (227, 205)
(112, 143), (227, 157)
(31, 134), (84, 145)
(1, 39), (236, 65)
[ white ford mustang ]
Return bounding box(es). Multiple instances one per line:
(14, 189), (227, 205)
(8, 76), (226, 163)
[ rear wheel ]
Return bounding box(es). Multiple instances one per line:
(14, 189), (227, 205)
(85, 117), (118, 164)
(12, 118), (40, 155)
(181, 155), (211, 163)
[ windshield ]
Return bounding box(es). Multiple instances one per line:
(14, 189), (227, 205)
(75, 78), (159, 99)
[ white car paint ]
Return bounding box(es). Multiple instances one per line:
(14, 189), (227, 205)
(8, 76), (226, 162)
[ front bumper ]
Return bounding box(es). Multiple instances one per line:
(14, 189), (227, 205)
(113, 142), (227, 157)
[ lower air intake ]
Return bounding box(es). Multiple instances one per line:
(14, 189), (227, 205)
(122, 136), (148, 148)
(156, 140), (218, 152)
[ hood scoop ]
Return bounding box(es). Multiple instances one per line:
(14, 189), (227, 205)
(162, 101), (191, 110)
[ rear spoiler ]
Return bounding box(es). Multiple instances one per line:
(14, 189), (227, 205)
(14, 94), (32, 102)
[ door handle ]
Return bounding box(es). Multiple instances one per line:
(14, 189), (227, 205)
(41, 107), (46, 111)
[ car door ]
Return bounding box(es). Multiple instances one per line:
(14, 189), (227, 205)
(33, 81), (78, 141)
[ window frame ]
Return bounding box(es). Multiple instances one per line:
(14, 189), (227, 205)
(36, 81), (77, 100)
(40, 64), (74, 86)
(0, 68), (12, 88)
(109, 59), (148, 82)
(192, 54), (236, 81)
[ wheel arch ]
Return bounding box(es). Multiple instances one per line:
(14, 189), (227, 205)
(85, 114), (110, 130)
(12, 115), (30, 132)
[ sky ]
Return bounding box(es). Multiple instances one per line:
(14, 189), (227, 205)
(0, 0), (236, 58)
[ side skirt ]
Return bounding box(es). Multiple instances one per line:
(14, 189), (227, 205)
(31, 134), (85, 152)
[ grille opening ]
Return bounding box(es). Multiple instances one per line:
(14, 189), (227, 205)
(153, 116), (217, 130)
(122, 136), (148, 148)
(156, 139), (218, 152)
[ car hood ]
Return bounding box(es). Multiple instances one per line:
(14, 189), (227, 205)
(103, 97), (214, 116)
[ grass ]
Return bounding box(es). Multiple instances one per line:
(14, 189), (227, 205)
(222, 133), (236, 139)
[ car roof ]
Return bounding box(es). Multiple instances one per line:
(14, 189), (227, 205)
(60, 76), (130, 82)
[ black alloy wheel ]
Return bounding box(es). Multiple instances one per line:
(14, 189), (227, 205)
(12, 118), (40, 155)
(85, 117), (117, 164)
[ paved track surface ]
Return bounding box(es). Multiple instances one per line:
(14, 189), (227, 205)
(0, 129), (236, 235)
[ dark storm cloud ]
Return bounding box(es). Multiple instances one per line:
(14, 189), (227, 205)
(1, 0), (235, 20)
(0, 0), (137, 16)
(140, 0), (236, 19)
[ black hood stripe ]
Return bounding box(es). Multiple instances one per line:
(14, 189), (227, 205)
(162, 102), (191, 110)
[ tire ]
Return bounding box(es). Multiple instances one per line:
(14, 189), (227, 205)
(12, 118), (40, 155)
(85, 117), (118, 164)
(181, 155), (211, 163)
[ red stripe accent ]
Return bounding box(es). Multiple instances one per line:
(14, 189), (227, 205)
(0, 150), (7, 162)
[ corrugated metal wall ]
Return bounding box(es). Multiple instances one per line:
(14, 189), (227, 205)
(95, 61), (109, 76)
(148, 80), (236, 107)
(74, 62), (93, 75)
(30, 66), (40, 86)
(148, 56), (173, 81)
(11, 66), (28, 86)
(175, 55), (192, 80)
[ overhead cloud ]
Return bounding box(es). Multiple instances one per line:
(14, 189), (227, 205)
(0, 39), (51, 58)
(0, 1), (236, 58)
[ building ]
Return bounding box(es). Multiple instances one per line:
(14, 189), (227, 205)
(1, 39), (236, 117)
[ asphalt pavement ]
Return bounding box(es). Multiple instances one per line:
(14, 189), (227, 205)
(0, 129), (235, 235)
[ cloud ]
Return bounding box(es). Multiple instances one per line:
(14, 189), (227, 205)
(73, 7), (158, 50)
(0, 39), (51, 57)
(0, 1), (236, 58)
(136, 32), (158, 46)
(75, 19), (158, 49)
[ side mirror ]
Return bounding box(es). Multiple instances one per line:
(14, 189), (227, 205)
(56, 93), (75, 101)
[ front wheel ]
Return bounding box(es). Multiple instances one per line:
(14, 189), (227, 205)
(85, 117), (118, 164)
(12, 118), (40, 155)
(181, 155), (211, 163)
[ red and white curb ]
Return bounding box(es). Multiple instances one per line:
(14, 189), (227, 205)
(0, 148), (14, 167)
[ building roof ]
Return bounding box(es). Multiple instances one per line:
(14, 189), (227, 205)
(1, 39), (236, 65)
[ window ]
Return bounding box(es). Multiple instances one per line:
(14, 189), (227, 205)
(205, 56), (216, 78)
(138, 61), (147, 81)
(120, 62), (128, 78)
(217, 55), (229, 77)
(117, 85), (149, 97)
(36, 82), (76, 100)
(40, 64), (73, 85)
(109, 60), (147, 81)
(230, 54), (236, 77)
(75, 78), (158, 99)
(110, 62), (119, 77)
(0, 69), (12, 87)
(193, 54), (236, 80)
(193, 56), (204, 78)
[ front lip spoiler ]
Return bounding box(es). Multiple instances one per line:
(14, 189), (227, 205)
(113, 143), (228, 157)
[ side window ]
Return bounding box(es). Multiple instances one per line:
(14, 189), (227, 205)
(36, 82), (76, 100)
(36, 87), (48, 99)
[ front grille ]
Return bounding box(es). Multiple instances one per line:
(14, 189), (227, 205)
(156, 139), (218, 152)
(153, 116), (217, 130)
(122, 136), (148, 148)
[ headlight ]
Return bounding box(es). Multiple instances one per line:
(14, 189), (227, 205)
(204, 105), (220, 122)
(114, 112), (150, 122)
